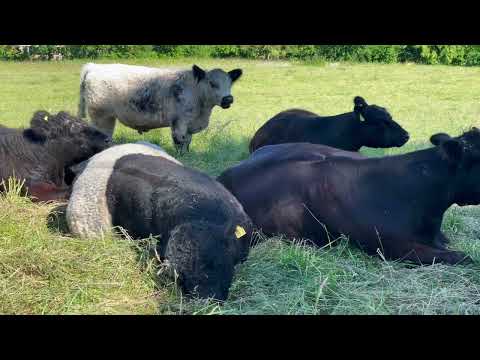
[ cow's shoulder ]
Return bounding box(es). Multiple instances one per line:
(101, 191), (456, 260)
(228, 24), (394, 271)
(278, 108), (319, 118)
(251, 143), (332, 163)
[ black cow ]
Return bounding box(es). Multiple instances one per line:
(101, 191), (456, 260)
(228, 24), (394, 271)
(0, 110), (111, 202)
(219, 129), (480, 265)
(249, 96), (410, 153)
(66, 143), (253, 301)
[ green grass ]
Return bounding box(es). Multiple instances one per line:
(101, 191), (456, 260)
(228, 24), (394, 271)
(1, 59), (480, 315)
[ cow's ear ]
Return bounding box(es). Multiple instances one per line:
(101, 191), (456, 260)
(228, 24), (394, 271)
(440, 139), (464, 164)
(192, 65), (206, 82)
(30, 110), (51, 126)
(354, 96), (368, 115)
(229, 69), (243, 83)
(430, 133), (452, 146)
(24, 111), (51, 142)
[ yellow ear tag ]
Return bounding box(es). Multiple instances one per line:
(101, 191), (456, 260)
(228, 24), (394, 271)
(235, 225), (246, 239)
(44, 116), (49, 121)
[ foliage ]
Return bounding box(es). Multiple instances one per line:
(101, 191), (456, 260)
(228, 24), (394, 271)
(2, 45), (480, 66)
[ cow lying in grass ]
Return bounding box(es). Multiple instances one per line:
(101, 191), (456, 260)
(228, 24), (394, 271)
(249, 96), (410, 153)
(219, 129), (480, 265)
(0, 110), (111, 202)
(66, 142), (253, 301)
(79, 63), (243, 153)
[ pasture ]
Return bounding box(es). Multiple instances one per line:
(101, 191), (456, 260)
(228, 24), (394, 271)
(1, 58), (480, 314)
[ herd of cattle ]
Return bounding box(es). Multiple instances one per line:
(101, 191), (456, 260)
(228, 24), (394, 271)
(1, 63), (480, 301)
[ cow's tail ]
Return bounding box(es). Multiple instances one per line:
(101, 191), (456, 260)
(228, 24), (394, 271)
(78, 63), (93, 118)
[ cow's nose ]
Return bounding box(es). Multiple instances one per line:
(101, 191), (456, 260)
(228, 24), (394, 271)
(221, 96), (234, 107)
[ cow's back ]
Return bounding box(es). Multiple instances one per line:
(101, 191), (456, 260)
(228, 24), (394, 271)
(218, 143), (366, 241)
(250, 109), (358, 152)
(84, 63), (179, 81)
(82, 63), (181, 101)
(107, 154), (251, 240)
(66, 143), (180, 238)
(0, 130), (59, 187)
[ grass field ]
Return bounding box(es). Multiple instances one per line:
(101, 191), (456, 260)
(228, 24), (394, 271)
(1, 58), (480, 314)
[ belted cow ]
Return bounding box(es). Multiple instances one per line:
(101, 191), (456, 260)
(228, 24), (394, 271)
(78, 63), (243, 153)
(66, 142), (253, 301)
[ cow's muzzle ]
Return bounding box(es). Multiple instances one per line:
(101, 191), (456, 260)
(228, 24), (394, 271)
(396, 132), (410, 147)
(221, 96), (234, 109)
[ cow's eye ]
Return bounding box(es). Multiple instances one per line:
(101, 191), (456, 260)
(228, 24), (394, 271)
(209, 81), (218, 89)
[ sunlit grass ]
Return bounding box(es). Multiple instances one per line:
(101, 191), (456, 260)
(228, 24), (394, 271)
(1, 59), (480, 314)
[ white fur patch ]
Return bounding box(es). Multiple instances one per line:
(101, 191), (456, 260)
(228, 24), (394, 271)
(66, 142), (182, 239)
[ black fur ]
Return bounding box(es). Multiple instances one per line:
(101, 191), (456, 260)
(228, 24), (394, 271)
(130, 82), (160, 114)
(228, 69), (243, 82)
(249, 96), (410, 153)
(0, 110), (111, 201)
(171, 83), (183, 101)
(106, 154), (253, 300)
(192, 65), (206, 83)
(219, 130), (480, 265)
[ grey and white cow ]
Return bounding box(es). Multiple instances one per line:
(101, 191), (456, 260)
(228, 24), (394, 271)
(78, 63), (243, 153)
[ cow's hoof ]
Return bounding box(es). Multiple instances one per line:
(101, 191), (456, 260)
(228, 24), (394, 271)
(175, 145), (190, 155)
(446, 251), (474, 265)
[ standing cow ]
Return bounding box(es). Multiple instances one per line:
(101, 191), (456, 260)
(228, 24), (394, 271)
(218, 129), (480, 265)
(78, 63), (243, 153)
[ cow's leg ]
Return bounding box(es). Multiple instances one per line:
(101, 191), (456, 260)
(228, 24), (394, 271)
(89, 109), (117, 138)
(400, 242), (472, 266)
(171, 117), (192, 154)
(432, 231), (450, 250)
(27, 182), (71, 203)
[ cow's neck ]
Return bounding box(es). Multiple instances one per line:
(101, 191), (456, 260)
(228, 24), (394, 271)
(369, 148), (459, 216)
(45, 140), (79, 168)
(347, 113), (367, 151)
(198, 93), (215, 111)
(200, 99), (214, 115)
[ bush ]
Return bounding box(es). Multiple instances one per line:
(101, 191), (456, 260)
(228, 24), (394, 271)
(356, 45), (402, 63)
(2, 45), (480, 66)
(154, 45), (215, 58)
(211, 45), (241, 58)
(0, 45), (29, 60)
(68, 45), (156, 59)
(464, 46), (480, 66)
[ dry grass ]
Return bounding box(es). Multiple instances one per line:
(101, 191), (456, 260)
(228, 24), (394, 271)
(1, 59), (480, 314)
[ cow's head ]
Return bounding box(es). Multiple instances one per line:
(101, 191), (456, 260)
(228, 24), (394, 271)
(192, 65), (243, 109)
(354, 96), (410, 149)
(24, 110), (112, 166)
(430, 127), (480, 206)
(165, 219), (251, 301)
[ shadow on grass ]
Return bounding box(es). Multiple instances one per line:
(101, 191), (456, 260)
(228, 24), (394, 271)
(46, 203), (69, 235)
(114, 127), (252, 177)
(178, 134), (252, 176)
(45, 203), (190, 312)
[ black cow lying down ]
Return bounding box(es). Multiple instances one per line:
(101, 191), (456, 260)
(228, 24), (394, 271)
(66, 142), (253, 301)
(0, 110), (111, 202)
(219, 129), (480, 265)
(249, 96), (410, 153)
